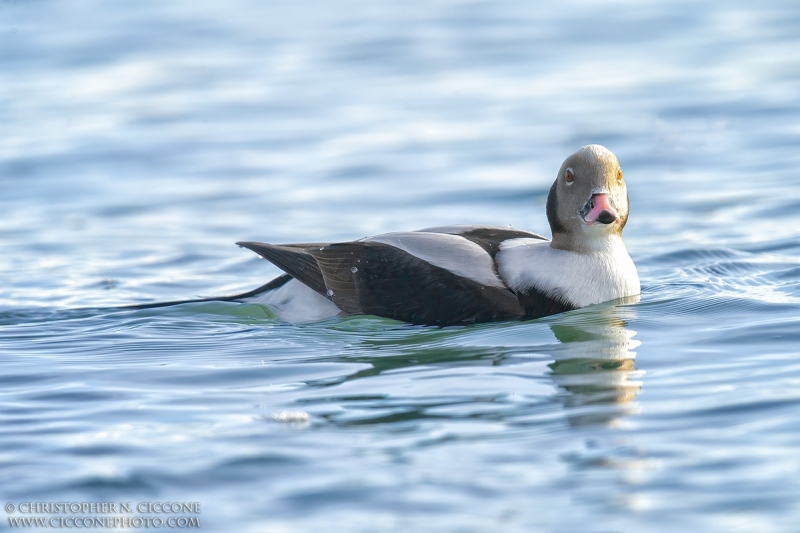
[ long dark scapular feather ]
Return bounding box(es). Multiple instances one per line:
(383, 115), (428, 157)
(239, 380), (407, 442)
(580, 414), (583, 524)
(434, 227), (547, 258)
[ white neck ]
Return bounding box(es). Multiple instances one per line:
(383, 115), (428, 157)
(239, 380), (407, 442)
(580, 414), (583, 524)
(497, 236), (640, 307)
(550, 227), (625, 254)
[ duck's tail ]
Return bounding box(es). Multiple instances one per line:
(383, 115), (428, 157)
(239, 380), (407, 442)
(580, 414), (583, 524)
(120, 274), (292, 310)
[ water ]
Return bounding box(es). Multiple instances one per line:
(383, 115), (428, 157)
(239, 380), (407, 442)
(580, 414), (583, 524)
(2, 0), (800, 531)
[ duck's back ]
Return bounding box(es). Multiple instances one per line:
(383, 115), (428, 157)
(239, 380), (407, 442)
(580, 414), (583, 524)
(238, 225), (552, 325)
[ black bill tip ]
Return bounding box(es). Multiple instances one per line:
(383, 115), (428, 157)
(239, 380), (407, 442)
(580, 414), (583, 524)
(596, 210), (617, 224)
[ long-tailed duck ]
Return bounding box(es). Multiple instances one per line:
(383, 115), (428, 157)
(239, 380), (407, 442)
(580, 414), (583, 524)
(132, 145), (639, 325)
(223, 144), (640, 325)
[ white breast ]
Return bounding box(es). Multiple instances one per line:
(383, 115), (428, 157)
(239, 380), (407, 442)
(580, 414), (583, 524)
(496, 237), (640, 307)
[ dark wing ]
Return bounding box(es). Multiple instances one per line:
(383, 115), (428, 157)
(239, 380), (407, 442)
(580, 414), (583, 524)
(236, 242), (329, 297)
(417, 225), (548, 258)
(237, 240), (524, 325)
(418, 226), (574, 319)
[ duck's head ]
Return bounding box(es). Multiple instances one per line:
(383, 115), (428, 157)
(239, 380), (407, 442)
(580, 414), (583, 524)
(547, 145), (629, 252)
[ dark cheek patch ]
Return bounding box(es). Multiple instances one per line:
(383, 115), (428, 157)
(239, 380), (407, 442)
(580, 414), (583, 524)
(619, 193), (630, 230)
(546, 181), (566, 234)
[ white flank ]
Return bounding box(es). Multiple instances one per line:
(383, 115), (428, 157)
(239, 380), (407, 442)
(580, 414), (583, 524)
(245, 278), (342, 323)
(496, 237), (640, 308)
(364, 232), (506, 288)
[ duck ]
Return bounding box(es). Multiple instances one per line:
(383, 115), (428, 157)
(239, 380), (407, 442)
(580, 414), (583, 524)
(228, 144), (640, 325)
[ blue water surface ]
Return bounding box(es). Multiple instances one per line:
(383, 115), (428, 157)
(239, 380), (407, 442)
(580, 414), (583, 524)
(2, 1), (800, 531)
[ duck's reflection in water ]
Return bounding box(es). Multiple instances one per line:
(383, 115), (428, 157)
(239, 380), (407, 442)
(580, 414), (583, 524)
(295, 297), (642, 430)
(545, 297), (642, 427)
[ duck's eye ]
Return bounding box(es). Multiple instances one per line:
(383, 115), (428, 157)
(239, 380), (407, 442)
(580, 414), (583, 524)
(617, 169), (623, 181)
(565, 168), (574, 184)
